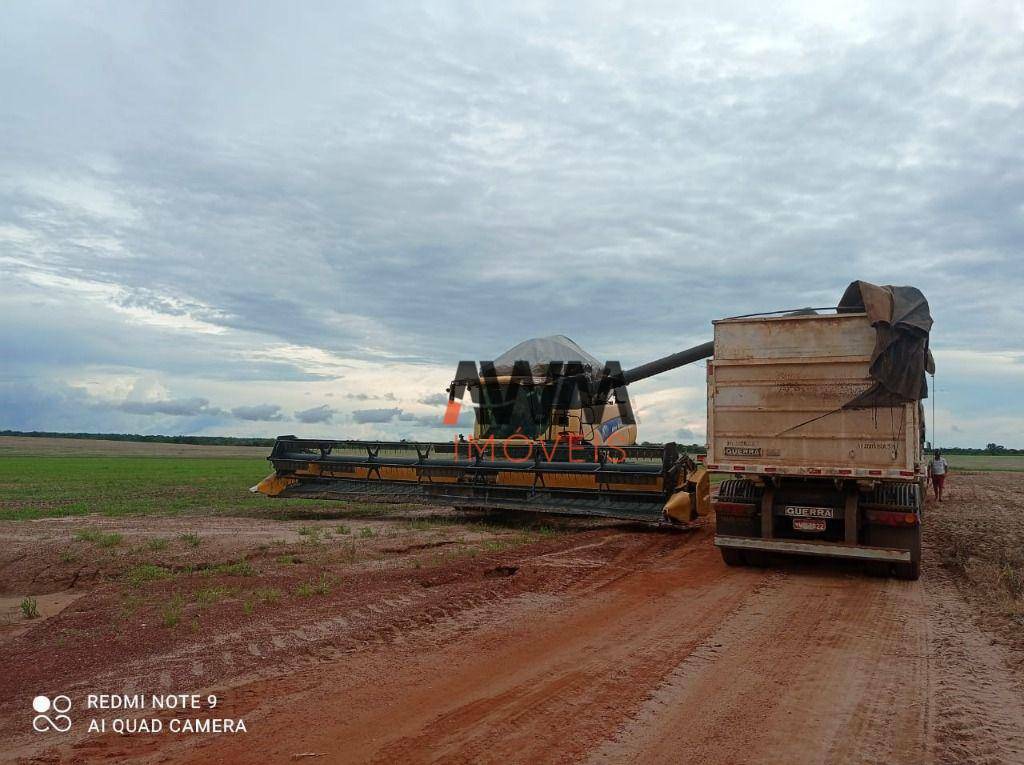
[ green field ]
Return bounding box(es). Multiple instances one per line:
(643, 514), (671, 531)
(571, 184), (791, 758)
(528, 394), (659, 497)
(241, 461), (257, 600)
(1, 437), (1021, 523)
(945, 454), (1024, 472)
(0, 456), (370, 522)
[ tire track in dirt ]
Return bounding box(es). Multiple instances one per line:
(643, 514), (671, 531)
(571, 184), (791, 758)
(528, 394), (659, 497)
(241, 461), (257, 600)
(589, 567), (929, 764)
(922, 558), (1024, 765)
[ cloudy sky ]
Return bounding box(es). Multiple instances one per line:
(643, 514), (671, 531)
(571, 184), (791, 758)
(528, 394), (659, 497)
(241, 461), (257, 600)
(1, 0), (1022, 447)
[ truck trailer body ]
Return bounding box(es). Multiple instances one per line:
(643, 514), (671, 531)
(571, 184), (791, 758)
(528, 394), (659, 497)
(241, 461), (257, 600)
(710, 305), (927, 579)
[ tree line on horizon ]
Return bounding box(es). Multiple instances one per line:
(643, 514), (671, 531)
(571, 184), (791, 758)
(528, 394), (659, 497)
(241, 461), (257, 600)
(2, 430), (1021, 455)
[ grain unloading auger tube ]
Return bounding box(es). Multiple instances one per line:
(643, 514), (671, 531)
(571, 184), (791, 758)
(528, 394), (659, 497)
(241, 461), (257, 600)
(255, 439), (711, 526)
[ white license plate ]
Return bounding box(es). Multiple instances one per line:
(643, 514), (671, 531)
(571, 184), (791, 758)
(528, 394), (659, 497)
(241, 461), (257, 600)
(784, 505), (835, 519)
(792, 518), (827, 532)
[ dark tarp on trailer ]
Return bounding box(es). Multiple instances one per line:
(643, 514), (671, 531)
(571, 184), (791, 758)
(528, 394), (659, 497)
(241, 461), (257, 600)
(838, 280), (935, 407)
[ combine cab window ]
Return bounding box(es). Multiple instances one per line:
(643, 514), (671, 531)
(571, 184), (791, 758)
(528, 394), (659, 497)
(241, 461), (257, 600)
(476, 385), (550, 440)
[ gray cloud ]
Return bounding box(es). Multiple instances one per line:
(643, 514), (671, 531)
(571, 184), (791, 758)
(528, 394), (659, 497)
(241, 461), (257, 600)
(344, 392), (397, 401)
(294, 405), (334, 424)
(118, 397), (224, 417)
(231, 404), (284, 421)
(419, 393), (449, 406)
(412, 410), (475, 429)
(1, 3), (1022, 446)
(352, 407), (402, 424)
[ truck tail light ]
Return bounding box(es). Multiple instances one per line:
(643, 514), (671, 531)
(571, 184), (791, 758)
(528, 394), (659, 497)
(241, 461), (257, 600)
(865, 509), (919, 527)
(714, 501), (758, 517)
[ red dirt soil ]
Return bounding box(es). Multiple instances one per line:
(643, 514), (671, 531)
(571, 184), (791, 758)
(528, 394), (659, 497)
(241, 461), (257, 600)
(4, 474), (1024, 764)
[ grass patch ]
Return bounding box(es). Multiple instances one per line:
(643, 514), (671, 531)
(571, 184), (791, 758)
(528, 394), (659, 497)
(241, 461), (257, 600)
(161, 594), (185, 627)
(194, 586), (232, 607)
(340, 539), (358, 563)
(180, 532), (201, 547)
(335, 524), (351, 535)
(74, 528), (123, 547)
(20, 597), (40, 619)
(359, 527), (375, 539)
(295, 574), (332, 597)
(277, 554), (299, 565)
(243, 587), (283, 614)
(254, 587), (282, 604)
(147, 537), (169, 551)
(125, 563), (173, 587)
(59, 549), (77, 564)
(119, 594), (143, 620)
(207, 560), (256, 577)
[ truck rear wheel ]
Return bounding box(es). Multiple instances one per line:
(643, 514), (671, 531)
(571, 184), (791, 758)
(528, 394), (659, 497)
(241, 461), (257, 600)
(865, 524), (921, 580)
(892, 526), (922, 580)
(893, 558), (921, 581)
(720, 547), (746, 567)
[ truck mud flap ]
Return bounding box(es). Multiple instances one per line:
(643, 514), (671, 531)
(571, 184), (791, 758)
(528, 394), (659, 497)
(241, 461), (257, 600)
(714, 535), (911, 563)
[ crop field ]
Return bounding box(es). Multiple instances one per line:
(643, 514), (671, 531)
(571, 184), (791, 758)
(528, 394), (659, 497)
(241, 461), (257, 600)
(946, 453), (1024, 472)
(0, 453), (348, 521)
(2, 436), (1024, 764)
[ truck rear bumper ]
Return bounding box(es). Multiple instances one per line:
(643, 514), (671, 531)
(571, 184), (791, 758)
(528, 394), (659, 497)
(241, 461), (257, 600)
(714, 535), (911, 563)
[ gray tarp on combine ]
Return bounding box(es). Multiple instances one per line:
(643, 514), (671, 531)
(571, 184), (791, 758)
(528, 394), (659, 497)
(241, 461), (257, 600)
(491, 335), (602, 378)
(838, 280), (934, 407)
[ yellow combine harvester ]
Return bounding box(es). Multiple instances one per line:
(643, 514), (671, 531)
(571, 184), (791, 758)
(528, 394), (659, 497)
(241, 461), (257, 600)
(256, 336), (715, 526)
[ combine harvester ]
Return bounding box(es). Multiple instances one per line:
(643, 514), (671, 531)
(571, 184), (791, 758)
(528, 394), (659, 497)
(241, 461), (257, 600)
(257, 335), (716, 526)
(256, 281), (933, 578)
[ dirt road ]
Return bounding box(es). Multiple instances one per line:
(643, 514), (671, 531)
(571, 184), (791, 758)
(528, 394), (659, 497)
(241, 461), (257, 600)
(175, 531), (1024, 765)
(6, 475), (1024, 764)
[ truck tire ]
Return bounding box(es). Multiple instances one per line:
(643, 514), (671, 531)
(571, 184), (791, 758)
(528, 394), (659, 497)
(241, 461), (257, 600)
(864, 482), (922, 580)
(892, 526), (922, 580)
(865, 523), (921, 580)
(720, 547), (745, 567)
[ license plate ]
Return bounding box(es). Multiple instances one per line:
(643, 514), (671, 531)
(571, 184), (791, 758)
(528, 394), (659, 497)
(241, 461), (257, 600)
(784, 505), (835, 519)
(792, 518), (827, 532)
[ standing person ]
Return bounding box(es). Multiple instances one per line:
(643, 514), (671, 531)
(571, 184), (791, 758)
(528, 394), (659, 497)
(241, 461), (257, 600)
(928, 450), (949, 502)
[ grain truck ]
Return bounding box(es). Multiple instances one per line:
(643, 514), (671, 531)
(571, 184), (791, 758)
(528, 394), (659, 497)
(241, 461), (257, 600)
(711, 281), (933, 579)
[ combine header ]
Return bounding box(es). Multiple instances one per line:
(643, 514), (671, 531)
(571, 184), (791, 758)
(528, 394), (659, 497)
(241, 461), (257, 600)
(256, 439), (710, 525)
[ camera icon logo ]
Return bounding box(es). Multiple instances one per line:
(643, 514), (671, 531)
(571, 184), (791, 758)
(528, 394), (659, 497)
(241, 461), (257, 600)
(32, 695), (72, 733)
